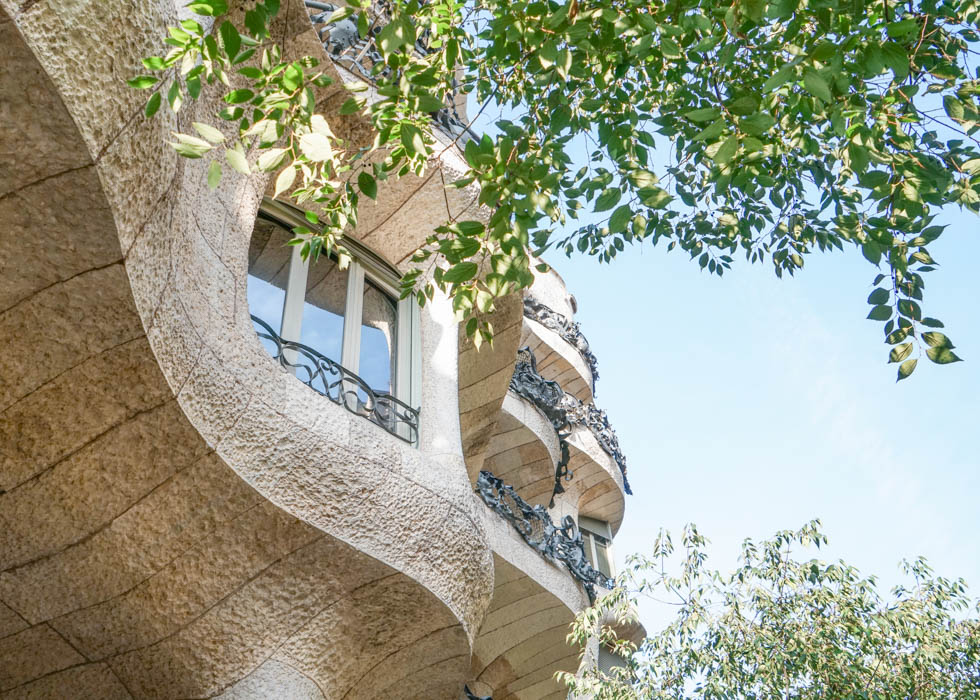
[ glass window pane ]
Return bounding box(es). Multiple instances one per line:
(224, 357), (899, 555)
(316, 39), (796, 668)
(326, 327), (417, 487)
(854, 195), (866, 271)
(581, 531), (597, 569)
(300, 257), (348, 371)
(358, 279), (397, 393)
(594, 536), (612, 577)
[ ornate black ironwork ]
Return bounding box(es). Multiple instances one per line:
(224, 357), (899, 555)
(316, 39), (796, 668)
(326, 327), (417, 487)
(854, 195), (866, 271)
(463, 685), (491, 700)
(476, 470), (614, 604)
(508, 347), (572, 506)
(251, 315), (419, 444)
(562, 392), (633, 496)
(305, 1), (477, 146)
(523, 296), (600, 394)
(509, 347), (632, 497)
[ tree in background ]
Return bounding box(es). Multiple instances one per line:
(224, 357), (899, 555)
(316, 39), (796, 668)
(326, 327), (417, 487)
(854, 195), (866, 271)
(559, 521), (980, 698)
(134, 0), (980, 372)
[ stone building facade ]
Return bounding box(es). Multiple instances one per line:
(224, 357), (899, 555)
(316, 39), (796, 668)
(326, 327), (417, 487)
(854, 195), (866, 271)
(0, 1), (637, 697)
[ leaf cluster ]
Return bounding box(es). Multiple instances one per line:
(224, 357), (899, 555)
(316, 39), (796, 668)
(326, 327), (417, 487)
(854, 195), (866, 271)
(133, 0), (980, 371)
(561, 521), (980, 698)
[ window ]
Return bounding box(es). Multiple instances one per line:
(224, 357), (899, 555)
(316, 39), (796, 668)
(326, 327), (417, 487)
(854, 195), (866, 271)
(579, 516), (614, 578)
(247, 198), (421, 444)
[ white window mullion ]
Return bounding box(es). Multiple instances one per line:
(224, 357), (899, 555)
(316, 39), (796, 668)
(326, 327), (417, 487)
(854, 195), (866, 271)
(279, 243), (310, 374)
(341, 261), (365, 374)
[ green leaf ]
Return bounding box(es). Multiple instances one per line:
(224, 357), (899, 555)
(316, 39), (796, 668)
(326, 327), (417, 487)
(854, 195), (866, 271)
(378, 16), (414, 54)
(714, 135), (739, 165)
(224, 89), (254, 104)
(400, 123), (426, 157)
(340, 97), (362, 115)
(142, 56), (165, 70)
(639, 187), (672, 208)
(921, 317), (945, 328)
(167, 81), (182, 111)
(274, 165), (296, 198)
(926, 347), (962, 364)
(127, 75), (158, 89)
(867, 305), (892, 321)
(207, 160), (222, 189)
(609, 205), (632, 233)
(881, 42), (909, 81)
(803, 70), (833, 103)
(867, 288), (889, 305)
(443, 262), (478, 283)
(898, 299), (921, 320)
(225, 147), (250, 174)
(358, 171), (378, 199)
(897, 358), (917, 381)
(661, 37), (682, 59)
(944, 96), (965, 121)
(888, 342), (913, 363)
(192, 122), (225, 143)
(684, 107), (721, 123)
(739, 113), (776, 136)
(145, 92), (162, 117)
(693, 119), (725, 142)
(219, 21), (240, 59)
(186, 0), (228, 16)
(594, 188), (622, 212)
(299, 132), (334, 162)
(257, 148), (287, 171)
(629, 170), (658, 188)
(921, 331), (952, 348)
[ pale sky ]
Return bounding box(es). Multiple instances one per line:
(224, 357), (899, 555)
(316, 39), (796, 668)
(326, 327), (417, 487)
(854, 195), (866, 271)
(542, 203), (980, 632)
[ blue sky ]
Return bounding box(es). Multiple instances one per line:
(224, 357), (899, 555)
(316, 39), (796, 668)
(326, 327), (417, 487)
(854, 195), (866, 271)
(541, 203), (980, 631)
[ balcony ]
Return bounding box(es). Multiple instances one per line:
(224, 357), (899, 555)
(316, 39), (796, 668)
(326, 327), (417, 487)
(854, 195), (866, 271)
(251, 315), (419, 443)
(521, 268), (599, 402)
(475, 470), (613, 604)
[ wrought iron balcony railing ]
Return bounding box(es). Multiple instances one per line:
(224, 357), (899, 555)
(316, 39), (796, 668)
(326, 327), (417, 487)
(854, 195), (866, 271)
(523, 296), (600, 394)
(252, 315), (420, 444)
(476, 470), (614, 604)
(305, 0), (477, 146)
(509, 347), (632, 497)
(509, 346), (573, 505)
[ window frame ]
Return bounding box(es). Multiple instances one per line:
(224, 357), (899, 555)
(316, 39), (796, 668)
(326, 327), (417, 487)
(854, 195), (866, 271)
(578, 515), (615, 578)
(255, 198), (421, 432)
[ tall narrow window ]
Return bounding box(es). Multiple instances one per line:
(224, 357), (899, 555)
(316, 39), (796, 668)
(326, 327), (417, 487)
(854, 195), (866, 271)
(579, 516), (615, 578)
(247, 198), (420, 443)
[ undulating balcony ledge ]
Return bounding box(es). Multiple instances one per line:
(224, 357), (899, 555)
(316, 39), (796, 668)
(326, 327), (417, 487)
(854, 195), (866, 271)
(475, 471), (614, 605)
(481, 392), (562, 507)
(508, 347), (631, 502)
(251, 315), (420, 444)
(522, 297), (599, 401)
(470, 475), (598, 700)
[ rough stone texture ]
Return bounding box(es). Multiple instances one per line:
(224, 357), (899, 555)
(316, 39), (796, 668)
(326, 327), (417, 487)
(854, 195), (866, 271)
(0, 0), (631, 695)
(1, 663), (133, 700)
(0, 625), (83, 692)
(458, 294), (524, 480)
(214, 659), (324, 700)
(0, 19), (90, 199)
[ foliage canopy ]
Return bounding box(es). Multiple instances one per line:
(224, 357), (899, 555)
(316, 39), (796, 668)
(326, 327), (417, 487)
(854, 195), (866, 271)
(133, 0), (980, 371)
(560, 521), (980, 698)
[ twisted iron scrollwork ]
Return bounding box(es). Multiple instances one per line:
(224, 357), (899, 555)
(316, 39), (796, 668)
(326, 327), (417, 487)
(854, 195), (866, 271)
(509, 347), (573, 506)
(305, 1), (477, 146)
(252, 315), (419, 444)
(476, 470), (614, 604)
(509, 347), (632, 497)
(523, 296), (600, 394)
(462, 685), (491, 700)
(562, 392), (633, 496)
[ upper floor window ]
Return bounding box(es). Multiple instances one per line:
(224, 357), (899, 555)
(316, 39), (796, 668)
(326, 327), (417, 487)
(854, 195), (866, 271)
(247, 198), (421, 444)
(579, 516), (614, 578)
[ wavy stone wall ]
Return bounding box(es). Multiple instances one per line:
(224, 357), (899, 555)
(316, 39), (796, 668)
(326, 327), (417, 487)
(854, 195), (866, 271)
(0, 1), (498, 697)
